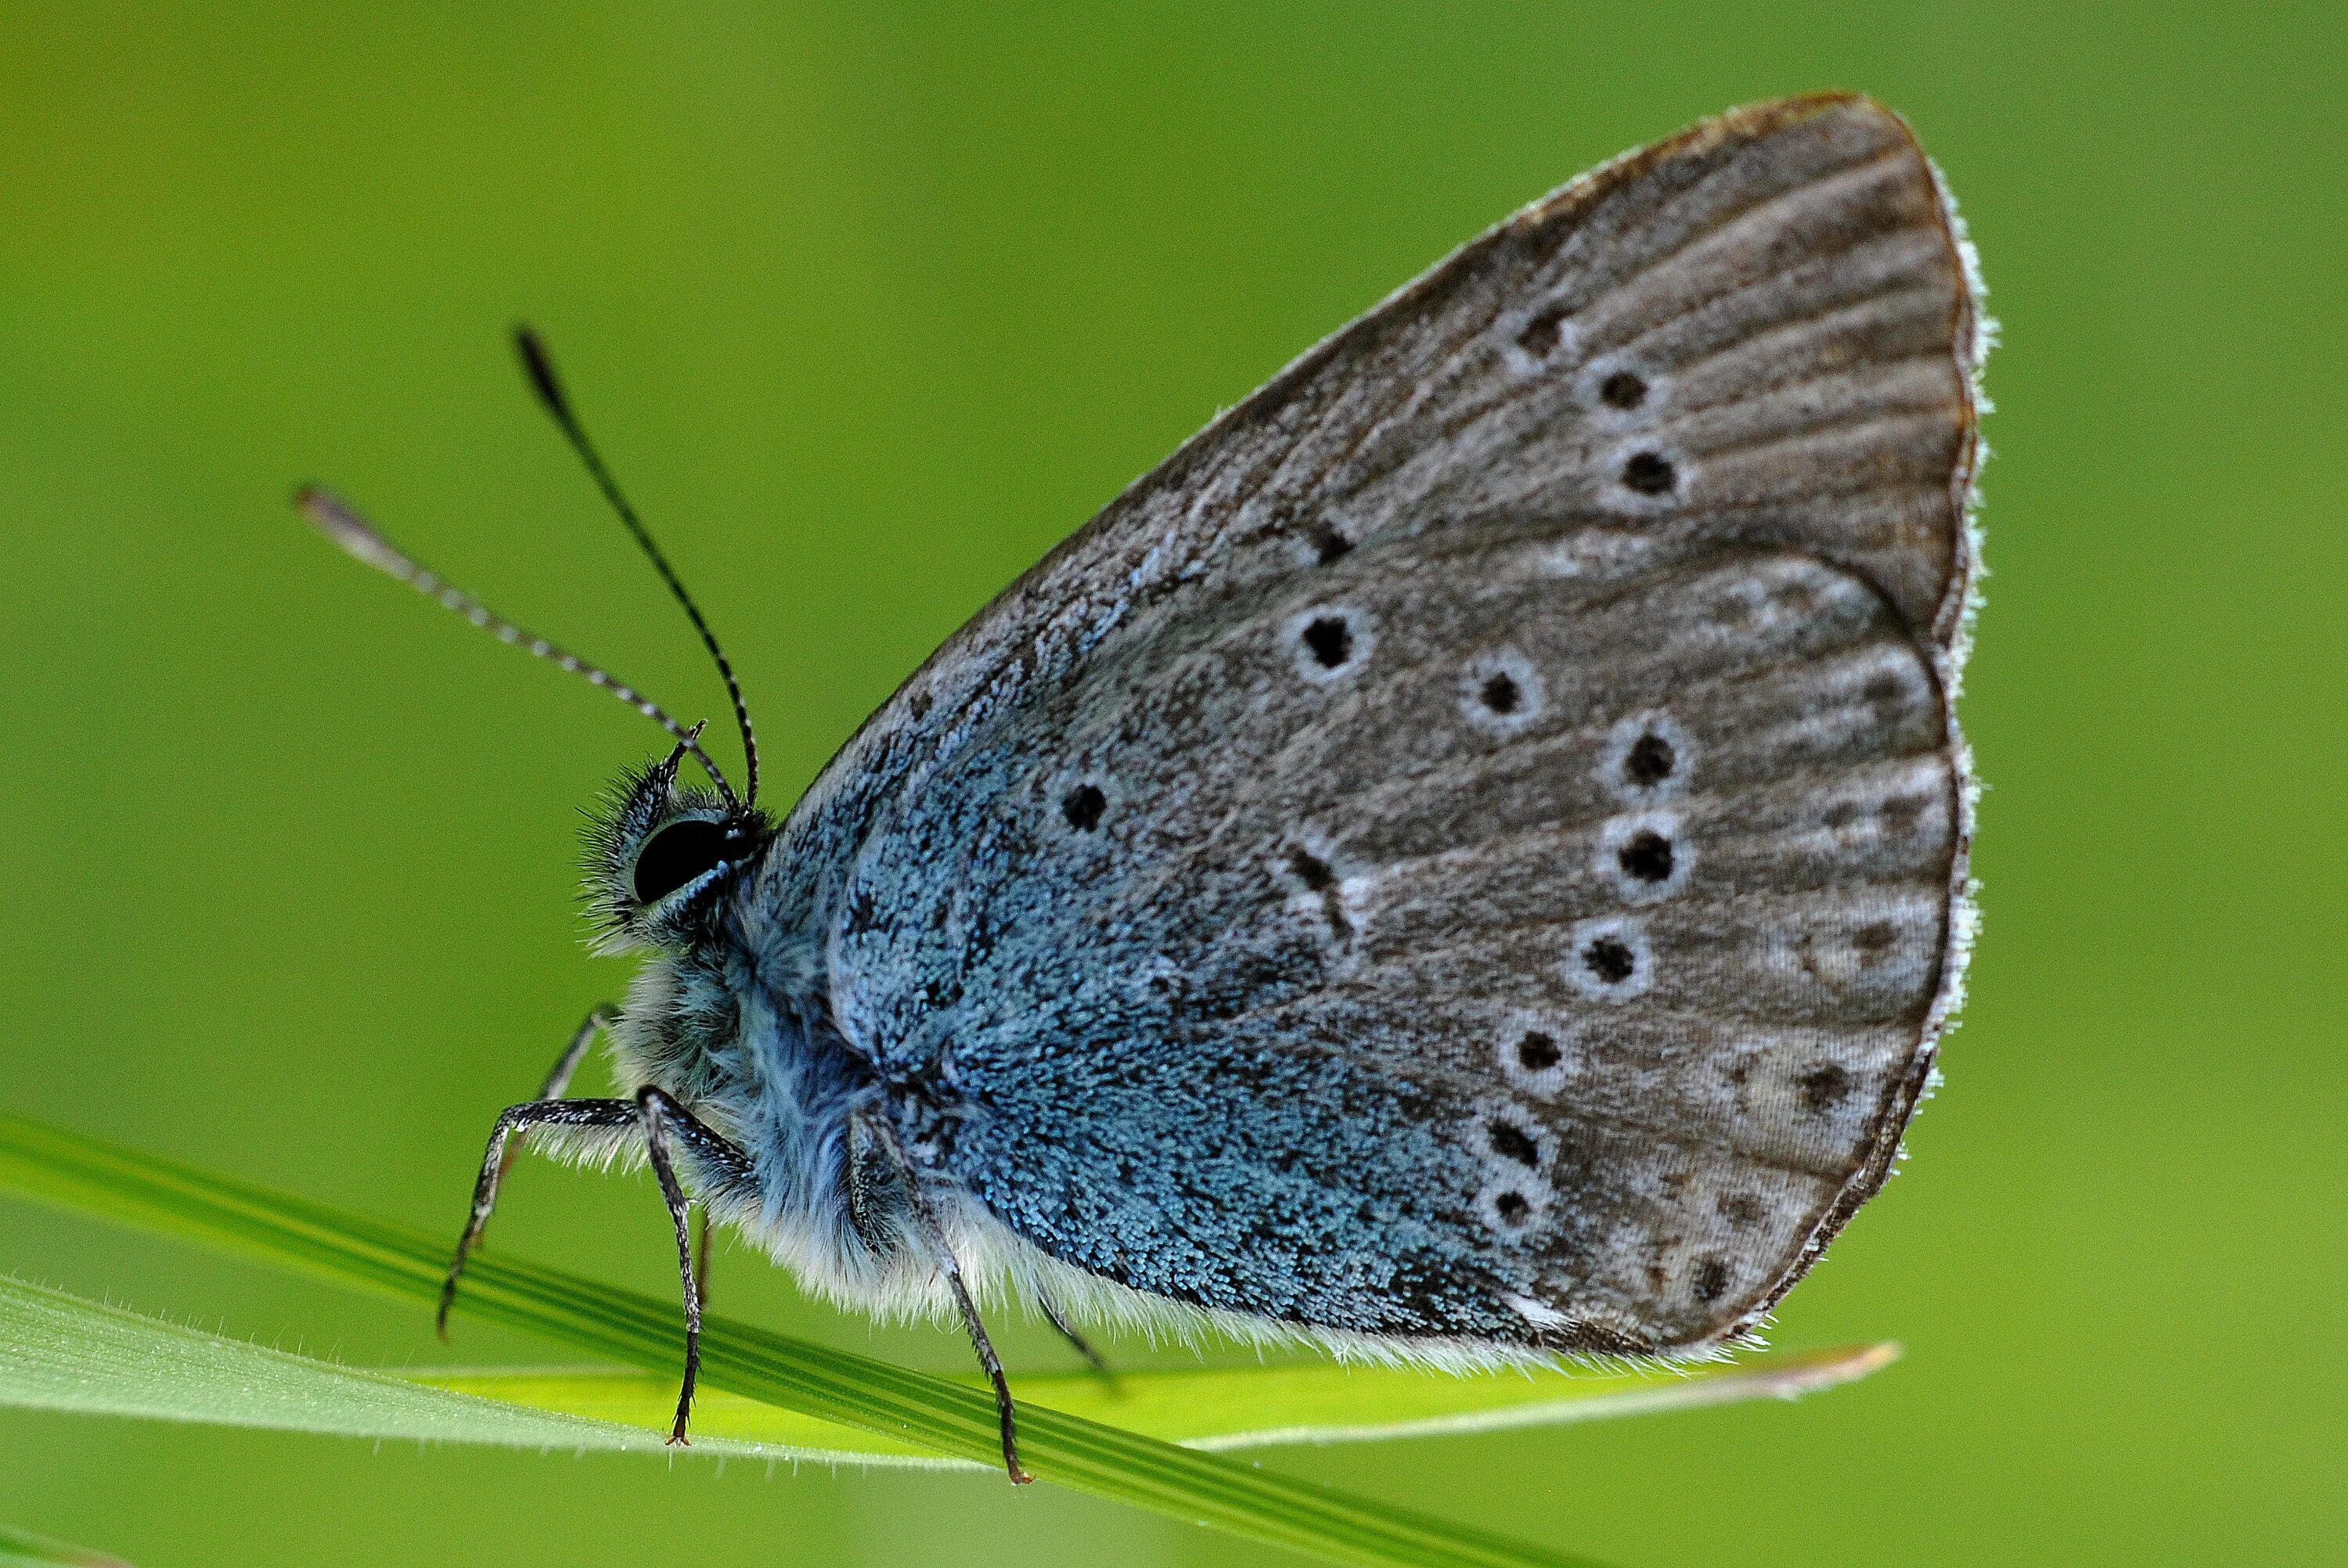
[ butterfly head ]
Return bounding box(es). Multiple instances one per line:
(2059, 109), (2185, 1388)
(585, 743), (775, 953)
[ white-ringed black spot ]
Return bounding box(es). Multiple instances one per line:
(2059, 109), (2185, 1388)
(1475, 1170), (1552, 1238)
(1576, 357), (1666, 425)
(1496, 1013), (1574, 1096)
(1599, 369), (1648, 410)
(1620, 450), (1676, 496)
(1584, 937), (1635, 984)
(1501, 296), (1579, 376)
(1460, 647), (1543, 736)
(1302, 616), (1351, 667)
(1600, 811), (1690, 902)
(1619, 829), (1673, 883)
(1565, 915), (1651, 999)
(1487, 1119), (1542, 1168)
(1600, 712), (1691, 804)
(1287, 604), (1373, 684)
(1061, 783), (1106, 832)
(1626, 732), (1675, 786)
(1514, 304), (1568, 359)
(1692, 1257), (1732, 1304)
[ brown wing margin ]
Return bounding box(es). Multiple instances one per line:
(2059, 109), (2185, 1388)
(1706, 550), (1974, 1351)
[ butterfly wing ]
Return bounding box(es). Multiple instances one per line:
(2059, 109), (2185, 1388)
(794, 93), (1982, 1354)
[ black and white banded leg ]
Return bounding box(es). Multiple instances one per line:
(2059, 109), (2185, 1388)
(636, 1085), (722, 1444)
(438, 1004), (616, 1336)
(859, 1112), (1033, 1484)
(482, 1004), (615, 1210)
(439, 1081), (751, 1445)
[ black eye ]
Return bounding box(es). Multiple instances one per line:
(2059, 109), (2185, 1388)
(632, 818), (733, 904)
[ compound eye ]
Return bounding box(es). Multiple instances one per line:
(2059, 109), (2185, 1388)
(632, 818), (732, 904)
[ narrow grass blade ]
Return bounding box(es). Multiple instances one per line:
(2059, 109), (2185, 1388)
(0, 1268), (1889, 1472)
(419, 1343), (1897, 1457)
(0, 1274), (767, 1459)
(0, 1113), (1609, 1568)
(0, 1523), (134, 1568)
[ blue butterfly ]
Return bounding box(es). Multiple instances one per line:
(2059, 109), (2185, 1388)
(300, 94), (1984, 1482)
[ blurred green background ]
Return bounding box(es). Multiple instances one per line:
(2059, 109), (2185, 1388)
(2, 3), (2342, 1564)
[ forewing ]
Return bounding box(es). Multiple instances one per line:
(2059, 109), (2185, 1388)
(797, 93), (1982, 1352)
(784, 92), (1980, 882)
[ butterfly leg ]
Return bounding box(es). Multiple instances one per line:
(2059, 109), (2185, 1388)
(499, 1005), (614, 1163)
(948, 1256), (1029, 1482)
(1036, 1293), (1116, 1386)
(693, 1207), (713, 1314)
(635, 1085), (747, 1444)
(438, 1093), (639, 1336)
(858, 1112), (1032, 1484)
(438, 1005), (617, 1333)
(463, 1004), (618, 1271)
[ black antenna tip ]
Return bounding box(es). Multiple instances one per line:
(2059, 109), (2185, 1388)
(513, 325), (571, 423)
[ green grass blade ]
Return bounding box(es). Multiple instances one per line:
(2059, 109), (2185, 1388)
(0, 1113), (1610, 1568)
(0, 1266), (1889, 1470)
(0, 1523), (134, 1568)
(419, 1343), (1896, 1458)
(0, 1273), (805, 1460)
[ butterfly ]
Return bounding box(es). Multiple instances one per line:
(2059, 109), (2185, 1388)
(298, 91), (1985, 1483)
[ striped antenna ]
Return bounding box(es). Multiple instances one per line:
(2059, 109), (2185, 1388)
(513, 327), (760, 809)
(293, 484), (742, 811)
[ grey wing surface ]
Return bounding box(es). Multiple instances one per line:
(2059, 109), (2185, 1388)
(800, 93), (1982, 1352)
